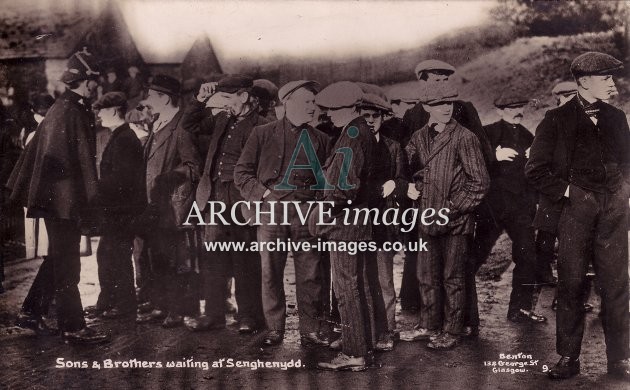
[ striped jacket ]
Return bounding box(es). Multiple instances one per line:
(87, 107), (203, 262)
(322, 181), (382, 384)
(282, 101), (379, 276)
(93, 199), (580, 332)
(406, 119), (489, 235)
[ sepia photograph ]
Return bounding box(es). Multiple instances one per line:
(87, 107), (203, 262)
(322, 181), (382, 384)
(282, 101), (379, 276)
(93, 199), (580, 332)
(0, 0), (629, 388)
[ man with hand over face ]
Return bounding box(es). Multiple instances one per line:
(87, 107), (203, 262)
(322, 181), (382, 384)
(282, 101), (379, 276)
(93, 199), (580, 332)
(181, 75), (266, 333)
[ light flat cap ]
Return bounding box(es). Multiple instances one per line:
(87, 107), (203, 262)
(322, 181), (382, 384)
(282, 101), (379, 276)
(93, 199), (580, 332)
(278, 80), (320, 102)
(315, 81), (363, 108)
(360, 93), (392, 112)
(415, 59), (455, 77)
(356, 82), (388, 101)
(418, 83), (459, 105)
(570, 52), (623, 78)
(551, 81), (578, 96)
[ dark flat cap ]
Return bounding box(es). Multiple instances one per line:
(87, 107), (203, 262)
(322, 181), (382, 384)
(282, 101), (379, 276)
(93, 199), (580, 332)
(570, 52), (623, 78)
(360, 93), (391, 112)
(217, 74), (253, 94)
(60, 48), (100, 84)
(418, 83), (458, 105)
(551, 81), (578, 96)
(253, 79), (279, 101)
(278, 80), (320, 102)
(315, 81), (363, 108)
(92, 92), (128, 110)
(31, 93), (55, 112)
(148, 74), (181, 96)
(415, 59), (455, 77)
(494, 91), (529, 108)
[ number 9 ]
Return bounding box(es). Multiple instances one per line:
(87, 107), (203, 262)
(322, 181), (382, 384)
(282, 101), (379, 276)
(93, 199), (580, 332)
(542, 365), (549, 372)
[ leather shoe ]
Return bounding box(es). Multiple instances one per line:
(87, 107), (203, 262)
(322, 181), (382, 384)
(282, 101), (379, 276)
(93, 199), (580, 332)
(137, 302), (153, 314)
(262, 330), (284, 346)
(15, 312), (58, 335)
(184, 315), (224, 331)
(238, 318), (256, 334)
(400, 327), (440, 342)
(101, 307), (135, 319)
(508, 309), (547, 324)
(84, 305), (106, 317)
(136, 309), (167, 324)
(548, 356), (580, 380)
(300, 332), (330, 348)
(162, 314), (183, 328)
(329, 337), (342, 351)
(63, 327), (110, 345)
(608, 359), (630, 379)
(317, 353), (366, 372)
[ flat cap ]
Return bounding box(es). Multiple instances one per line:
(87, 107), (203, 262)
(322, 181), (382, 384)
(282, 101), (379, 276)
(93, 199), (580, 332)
(551, 81), (578, 96)
(356, 82), (388, 101)
(315, 81), (363, 108)
(253, 79), (279, 102)
(60, 48), (100, 84)
(216, 74), (253, 94)
(92, 92), (128, 110)
(493, 91), (529, 108)
(570, 51), (623, 78)
(278, 80), (319, 102)
(31, 93), (55, 112)
(360, 93), (392, 112)
(148, 74), (181, 96)
(386, 84), (420, 102)
(418, 83), (458, 105)
(415, 59), (455, 77)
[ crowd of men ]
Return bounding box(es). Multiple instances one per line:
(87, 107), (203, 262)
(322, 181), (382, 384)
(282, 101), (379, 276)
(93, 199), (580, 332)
(2, 47), (629, 379)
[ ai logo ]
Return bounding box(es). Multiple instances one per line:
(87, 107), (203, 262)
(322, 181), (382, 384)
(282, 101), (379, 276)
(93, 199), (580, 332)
(273, 126), (359, 191)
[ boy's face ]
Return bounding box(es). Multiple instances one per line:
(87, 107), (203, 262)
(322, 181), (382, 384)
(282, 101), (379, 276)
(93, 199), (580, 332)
(423, 102), (453, 124)
(360, 108), (383, 134)
(580, 75), (616, 101)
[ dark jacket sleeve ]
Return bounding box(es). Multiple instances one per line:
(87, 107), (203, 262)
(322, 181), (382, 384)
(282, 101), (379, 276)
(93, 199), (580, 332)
(461, 101), (495, 165)
(389, 140), (409, 201)
(234, 126), (269, 201)
(73, 110), (98, 205)
(525, 111), (569, 201)
(181, 98), (216, 136)
(405, 134), (424, 192)
(450, 132), (490, 214)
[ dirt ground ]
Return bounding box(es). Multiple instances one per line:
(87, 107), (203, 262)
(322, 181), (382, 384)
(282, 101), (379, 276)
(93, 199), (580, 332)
(0, 235), (628, 390)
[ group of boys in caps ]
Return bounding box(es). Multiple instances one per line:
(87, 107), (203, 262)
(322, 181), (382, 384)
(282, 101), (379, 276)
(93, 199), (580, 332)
(4, 46), (630, 379)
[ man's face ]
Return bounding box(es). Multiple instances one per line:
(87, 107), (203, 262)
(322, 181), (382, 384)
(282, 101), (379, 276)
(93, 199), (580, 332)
(217, 91), (248, 116)
(391, 101), (415, 119)
(142, 89), (169, 113)
(97, 107), (119, 128)
(499, 106), (525, 124)
(423, 102), (453, 124)
(580, 75), (616, 101)
(107, 72), (117, 83)
(418, 71), (450, 84)
(360, 108), (383, 134)
(284, 88), (317, 126)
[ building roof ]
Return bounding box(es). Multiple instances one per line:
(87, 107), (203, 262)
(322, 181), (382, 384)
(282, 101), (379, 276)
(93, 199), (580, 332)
(0, 0), (108, 59)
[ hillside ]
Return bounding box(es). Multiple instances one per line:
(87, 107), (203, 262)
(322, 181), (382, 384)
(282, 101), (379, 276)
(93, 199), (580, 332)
(385, 31), (627, 130)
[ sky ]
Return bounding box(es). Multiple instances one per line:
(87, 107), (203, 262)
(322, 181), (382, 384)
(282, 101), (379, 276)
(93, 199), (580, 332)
(118, 0), (496, 63)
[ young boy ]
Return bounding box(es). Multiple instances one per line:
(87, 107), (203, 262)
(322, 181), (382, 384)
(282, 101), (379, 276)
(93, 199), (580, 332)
(401, 83), (489, 350)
